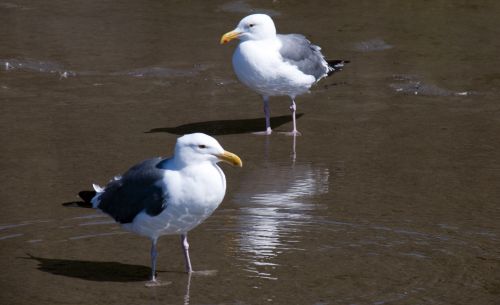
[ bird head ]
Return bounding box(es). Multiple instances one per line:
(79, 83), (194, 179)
(220, 14), (276, 44)
(174, 133), (242, 167)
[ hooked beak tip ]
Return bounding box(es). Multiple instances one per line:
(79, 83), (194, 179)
(217, 150), (243, 167)
(220, 30), (240, 45)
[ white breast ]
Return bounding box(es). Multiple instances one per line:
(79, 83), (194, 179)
(124, 163), (226, 239)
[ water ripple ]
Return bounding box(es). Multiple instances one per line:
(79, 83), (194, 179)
(232, 161), (331, 278)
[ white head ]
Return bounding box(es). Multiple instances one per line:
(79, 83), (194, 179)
(173, 133), (242, 167)
(220, 14), (276, 44)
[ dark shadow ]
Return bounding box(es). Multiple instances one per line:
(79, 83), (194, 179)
(22, 254), (188, 282)
(62, 201), (92, 208)
(145, 114), (304, 135)
(22, 254), (151, 282)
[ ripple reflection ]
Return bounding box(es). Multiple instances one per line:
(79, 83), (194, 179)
(234, 161), (330, 279)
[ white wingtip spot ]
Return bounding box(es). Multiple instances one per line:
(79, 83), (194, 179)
(92, 183), (104, 193)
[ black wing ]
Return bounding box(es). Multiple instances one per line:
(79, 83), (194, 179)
(96, 157), (169, 224)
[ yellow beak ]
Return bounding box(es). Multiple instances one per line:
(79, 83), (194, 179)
(220, 30), (241, 44)
(217, 150), (243, 167)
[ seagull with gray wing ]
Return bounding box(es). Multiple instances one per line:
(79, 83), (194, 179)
(221, 14), (348, 136)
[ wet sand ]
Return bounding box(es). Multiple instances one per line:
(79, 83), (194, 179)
(1, 1), (500, 304)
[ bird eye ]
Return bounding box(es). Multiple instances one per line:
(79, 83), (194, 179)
(198, 145), (207, 149)
(249, 23), (254, 28)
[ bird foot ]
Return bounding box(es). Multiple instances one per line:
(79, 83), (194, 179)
(279, 130), (302, 136)
(252, 130), (272, 136)
(189, 270), (218, 276)
(145, 279), (172, 288)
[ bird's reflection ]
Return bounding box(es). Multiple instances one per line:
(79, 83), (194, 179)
(183, 273), (192, 305)
(233, 159), (330, 279)
(263, 133), (298, 162)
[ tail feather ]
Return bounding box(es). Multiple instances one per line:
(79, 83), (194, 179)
(77, 190), (96, 208)
(327, 60), (350, 76)
(78, 190), (96, 203)
(63, 184), (103, 209)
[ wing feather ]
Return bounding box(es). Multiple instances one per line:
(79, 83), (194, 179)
(96, 157), (169, 224)
(277, 34), (329, 80)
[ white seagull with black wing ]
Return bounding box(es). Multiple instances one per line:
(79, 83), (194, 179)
(88, 133), (242, 286)
(221, 14), (348, 136)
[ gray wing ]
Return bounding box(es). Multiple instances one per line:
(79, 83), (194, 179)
(277, 34), (329, 80)
(96, 157), (169, 224)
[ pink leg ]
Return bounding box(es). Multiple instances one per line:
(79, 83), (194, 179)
(181, 234), (193, 273)
(290, 99), (298, 134)
(253, 96), (272, 135)
(145, 238), (171, 287)
(150, 238), (158, 281)
(280, 98), (301, 136)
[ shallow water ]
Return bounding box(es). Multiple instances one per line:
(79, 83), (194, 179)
(1, 0), (500, 304)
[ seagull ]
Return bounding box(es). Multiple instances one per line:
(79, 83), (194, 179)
(88, 133), (242, 286)
(221, 14), (348, 136)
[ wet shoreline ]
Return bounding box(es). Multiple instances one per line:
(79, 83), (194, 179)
(2, 0), (500, 304)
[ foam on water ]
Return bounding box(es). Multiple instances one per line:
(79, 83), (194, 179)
(354, 38), (393, 52)
(390, 75), (473, 96)
(1, 58), (211, 80)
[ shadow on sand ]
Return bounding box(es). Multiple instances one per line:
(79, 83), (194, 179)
(146, 114), (303, 135)
(22, 254), (155, 282)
